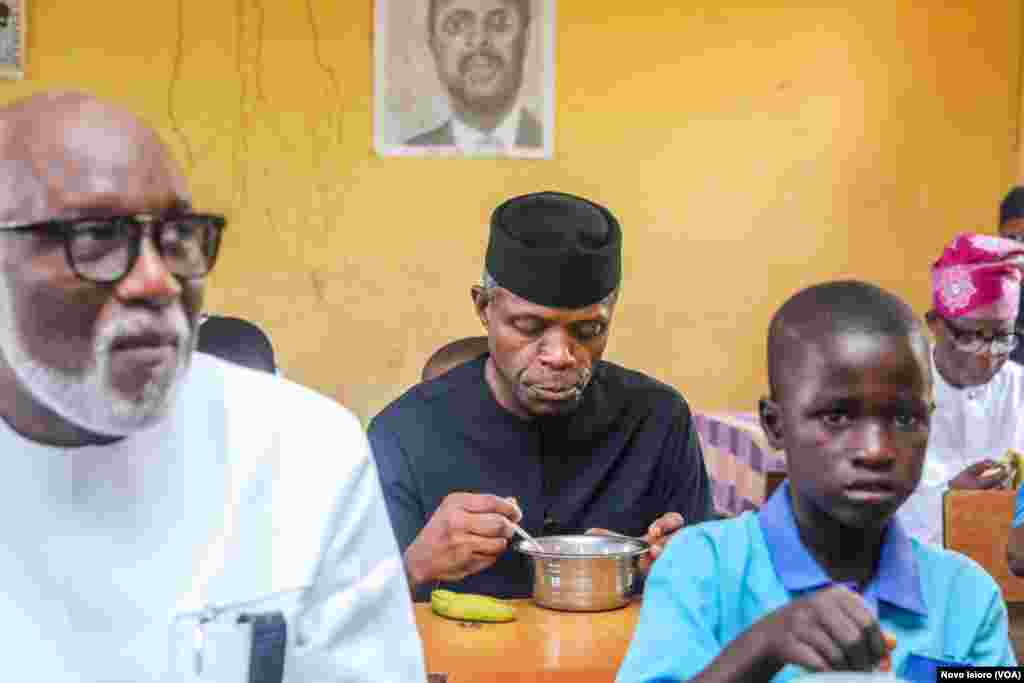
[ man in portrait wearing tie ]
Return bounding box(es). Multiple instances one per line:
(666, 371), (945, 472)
(405, 0), (543, 153)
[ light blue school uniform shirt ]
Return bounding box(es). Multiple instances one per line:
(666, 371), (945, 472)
(617, 483), (1015, 683)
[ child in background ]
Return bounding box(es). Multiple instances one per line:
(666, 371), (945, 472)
(617, 280), (1015, 683)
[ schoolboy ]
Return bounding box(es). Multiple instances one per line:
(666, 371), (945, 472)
(617, 280), (1015, 682)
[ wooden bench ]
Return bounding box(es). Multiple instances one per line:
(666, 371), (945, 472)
(942, 490), (1024, 602)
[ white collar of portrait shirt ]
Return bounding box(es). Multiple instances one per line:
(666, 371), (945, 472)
(452, 107), (523, 154)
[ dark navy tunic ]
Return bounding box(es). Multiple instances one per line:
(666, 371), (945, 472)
(368, 355), (714, 601)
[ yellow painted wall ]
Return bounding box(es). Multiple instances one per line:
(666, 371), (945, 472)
(4, 2), (1020, 422)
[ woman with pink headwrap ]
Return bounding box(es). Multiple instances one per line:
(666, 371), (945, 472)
(898, 233), (1024, 547)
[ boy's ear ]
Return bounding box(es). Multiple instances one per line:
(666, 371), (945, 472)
(759, 397), (785, 450)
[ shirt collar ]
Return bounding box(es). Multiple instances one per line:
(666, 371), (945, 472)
(451, 107), (522, 151)
(758, 482), (927, 616)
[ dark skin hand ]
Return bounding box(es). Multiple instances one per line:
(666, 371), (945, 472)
(404, 492), (521, 590)
(585, 512), (685, 574)
(949, 460), (1010, 490)
(692, 585), (890, 683)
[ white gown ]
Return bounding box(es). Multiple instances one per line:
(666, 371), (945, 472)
(0, 352), (425, 682)
(898, 352), (1024, 546)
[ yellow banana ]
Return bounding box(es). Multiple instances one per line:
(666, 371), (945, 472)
(1000, 449), (1024, 489)
(430, 589), (516, 623)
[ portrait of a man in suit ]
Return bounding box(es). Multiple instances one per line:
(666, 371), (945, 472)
(374, 0), (551, 158)
(406, 0), (542, 151)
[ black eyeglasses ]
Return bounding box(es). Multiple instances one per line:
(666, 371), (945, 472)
(0, 212), (226, 284)
(941, 317), (1019, 355)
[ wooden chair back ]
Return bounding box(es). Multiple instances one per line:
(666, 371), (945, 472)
(943, 489), (1024, 602)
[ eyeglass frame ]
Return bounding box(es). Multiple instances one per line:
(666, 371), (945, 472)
(939, 316), (1019, 355)
(0, 211), (226, 284)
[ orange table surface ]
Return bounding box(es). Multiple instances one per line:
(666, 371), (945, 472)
(416, 597), (641, 682)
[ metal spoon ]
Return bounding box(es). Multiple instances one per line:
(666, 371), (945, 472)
(507, 520), (543, 552)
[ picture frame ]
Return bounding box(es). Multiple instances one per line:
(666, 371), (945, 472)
(374, 0), (555, 159)
(0, 0), (25, 80)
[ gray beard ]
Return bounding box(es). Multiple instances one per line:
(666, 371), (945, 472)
(0, 283), (192, 438)
(7, 343), (190, 437)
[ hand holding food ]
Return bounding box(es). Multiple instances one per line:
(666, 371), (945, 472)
(431, 589), (516, 623)
(404, 493), (523, 588)
(752, 585), (889, 673)
(995, 450), (1024, 489)
(950, 459), (1011, 490)
(877, 631), (897, 672)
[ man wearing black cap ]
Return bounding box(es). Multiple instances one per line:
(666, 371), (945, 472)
(999, 186), (1024, 365)
(369, 191), (714, 600)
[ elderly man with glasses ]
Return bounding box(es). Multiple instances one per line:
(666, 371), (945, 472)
(0, 92), (424, 681)
(898, 233), (1024, 546)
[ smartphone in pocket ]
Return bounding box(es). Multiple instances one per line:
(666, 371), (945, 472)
(170, 591), (300, 683)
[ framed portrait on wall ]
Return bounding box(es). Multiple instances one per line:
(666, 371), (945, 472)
(374, 0), (554, 159)
(0, 0), (24, 80)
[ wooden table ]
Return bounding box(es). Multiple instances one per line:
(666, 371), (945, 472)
(416, 598), (641, 682)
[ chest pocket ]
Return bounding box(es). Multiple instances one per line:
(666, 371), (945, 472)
(169, 589), (304, 683)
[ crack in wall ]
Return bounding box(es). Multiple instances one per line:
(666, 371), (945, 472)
(248, 0), (288, 154)
(304, 0), (343, 156)
(302, 0), (345, 244)
(310, 268), (327, 304)
(233, 0), (252, 210)
(255, 0), (268, 104)
(167, 0), (195, 170)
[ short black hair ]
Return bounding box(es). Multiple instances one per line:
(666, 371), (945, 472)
(427, 0), (532, 38)
(1000, 187), (1024, 226)
(767, 280), (928, 399)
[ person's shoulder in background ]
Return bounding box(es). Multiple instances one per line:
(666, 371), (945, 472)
(196, 315), (277, 374)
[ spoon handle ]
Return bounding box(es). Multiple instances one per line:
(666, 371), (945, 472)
(508, 520), (542, 551)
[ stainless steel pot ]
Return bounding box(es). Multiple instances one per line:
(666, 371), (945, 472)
(516, 535), (649, 612)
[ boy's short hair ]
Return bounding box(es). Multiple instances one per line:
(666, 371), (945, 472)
(767, 280), (928, 399)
